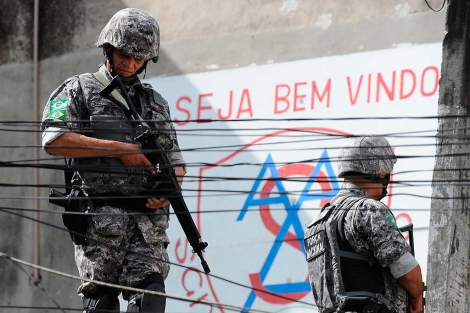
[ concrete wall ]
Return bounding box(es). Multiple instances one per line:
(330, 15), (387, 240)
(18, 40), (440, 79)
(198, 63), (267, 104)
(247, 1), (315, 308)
(0, 0), (445, 312)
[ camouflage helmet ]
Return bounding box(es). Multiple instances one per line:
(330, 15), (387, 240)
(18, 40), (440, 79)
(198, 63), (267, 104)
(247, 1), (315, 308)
(96, 8), (160, 63)
(337, 135), (397, 177)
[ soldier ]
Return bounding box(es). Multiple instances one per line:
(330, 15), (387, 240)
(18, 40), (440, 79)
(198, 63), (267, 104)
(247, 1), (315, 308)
(304, 136), (423, 313)
(41, 8), (185, 313)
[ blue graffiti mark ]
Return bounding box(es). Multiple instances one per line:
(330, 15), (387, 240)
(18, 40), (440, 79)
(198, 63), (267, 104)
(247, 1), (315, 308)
(237, 150), (339, 312)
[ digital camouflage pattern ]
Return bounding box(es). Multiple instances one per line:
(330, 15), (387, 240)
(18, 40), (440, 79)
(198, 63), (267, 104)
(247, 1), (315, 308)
(337, 136), (397, 177)
(41, 65), (184, 194)
(338, 182), (409, 313)
(75, 206), (170, 299)
(41, 64), (183, 297)
(96, 8), (160, 62)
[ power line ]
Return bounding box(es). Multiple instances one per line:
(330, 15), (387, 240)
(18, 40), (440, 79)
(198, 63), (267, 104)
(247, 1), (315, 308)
(3, 256), (66, 313)
(0, 252), (274, 313)
(0, 208), (317, 308)
(424, 0), (446, 12)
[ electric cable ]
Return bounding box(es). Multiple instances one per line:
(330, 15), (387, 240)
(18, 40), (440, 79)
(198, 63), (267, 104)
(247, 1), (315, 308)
(0, 205), (443, 216)
(424, 0), (446, 12)
(0, 252), (275, 313)
(0, 208), (317, 308)
(3, 114), (470, 124)
(3, 256), (66, 313)
(0, 115), (452, 310)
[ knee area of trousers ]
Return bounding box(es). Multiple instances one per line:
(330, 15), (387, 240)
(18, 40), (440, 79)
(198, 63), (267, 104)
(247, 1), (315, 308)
(123, 272), (165, 300)
(83, 293), (119, 313)
(126, 273), (166, 313)
(139, 283), (166, 313)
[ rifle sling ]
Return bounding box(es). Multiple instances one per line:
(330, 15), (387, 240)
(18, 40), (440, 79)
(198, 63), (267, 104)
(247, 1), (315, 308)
(92, 71), (149, 128)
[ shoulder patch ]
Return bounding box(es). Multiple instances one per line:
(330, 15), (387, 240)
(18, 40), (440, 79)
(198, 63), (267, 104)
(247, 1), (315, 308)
(49, 99), (69, 120)
(387, 215), (399, 231)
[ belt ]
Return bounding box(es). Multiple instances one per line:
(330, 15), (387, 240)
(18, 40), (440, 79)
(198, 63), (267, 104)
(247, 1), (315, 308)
(88, 193), (149, 210)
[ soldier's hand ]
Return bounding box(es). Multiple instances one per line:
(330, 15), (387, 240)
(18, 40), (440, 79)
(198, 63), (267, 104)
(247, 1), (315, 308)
(407, 298), (424, 313)
(117, 143), (156, 174)
(146, 197), (170, 209)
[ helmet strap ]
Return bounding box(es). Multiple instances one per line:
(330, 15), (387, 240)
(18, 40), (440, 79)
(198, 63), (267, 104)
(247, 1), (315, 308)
(104, 46), (115, 73)
(371, 174), (391, 201)
(136, 60), (149, 77)
(102, 46), (149, 79)
(343, 172), (391, 201)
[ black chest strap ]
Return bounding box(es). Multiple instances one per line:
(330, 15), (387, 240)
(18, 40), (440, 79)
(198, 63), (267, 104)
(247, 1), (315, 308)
(326, 193), (372, 262)
(331, 194), (391, 307)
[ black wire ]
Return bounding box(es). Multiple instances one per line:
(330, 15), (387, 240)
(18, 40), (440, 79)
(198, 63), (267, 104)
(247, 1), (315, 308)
(2, 114), (470, 124)
(0, 205), (443, 216)
(0, 255), (262, 313)
(424, 0), (446, 12)
(2, 125), (466, 155)
(1, 150), (467, 172)
(0, 307), (81, 312)
(0, 299), (233, 313)
(2, 256), (66, 313)
(0, 208), (316, 308)
(0, 183), (457, 199)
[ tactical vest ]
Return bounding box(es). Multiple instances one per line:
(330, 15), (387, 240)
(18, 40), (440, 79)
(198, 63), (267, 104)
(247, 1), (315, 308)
(305, 193), (392, 312)
(74, 72), (169, 195)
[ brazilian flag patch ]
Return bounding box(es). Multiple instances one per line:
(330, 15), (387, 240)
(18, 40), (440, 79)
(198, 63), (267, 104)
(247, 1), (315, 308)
(387, 215), (400, 231)
(49, 99), (69, 120)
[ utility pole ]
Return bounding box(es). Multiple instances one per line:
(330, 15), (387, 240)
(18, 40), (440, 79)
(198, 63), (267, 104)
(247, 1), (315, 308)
(427, 0), (470, 312)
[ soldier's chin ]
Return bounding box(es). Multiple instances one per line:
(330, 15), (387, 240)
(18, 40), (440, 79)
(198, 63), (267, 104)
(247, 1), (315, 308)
(117, 70), (136, 77)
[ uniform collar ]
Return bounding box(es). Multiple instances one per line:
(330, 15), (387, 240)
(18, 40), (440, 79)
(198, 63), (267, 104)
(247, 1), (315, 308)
(340, 182), (370, 198)
(98, 64), (143, 90)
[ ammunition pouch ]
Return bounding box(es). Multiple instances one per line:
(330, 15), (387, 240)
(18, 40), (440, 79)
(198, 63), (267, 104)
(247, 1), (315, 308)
(49, 188), (89, 245)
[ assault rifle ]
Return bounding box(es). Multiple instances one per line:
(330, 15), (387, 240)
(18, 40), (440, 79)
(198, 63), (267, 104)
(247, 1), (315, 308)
(398, 224), (426, 307)
(98, 75), (210, 274)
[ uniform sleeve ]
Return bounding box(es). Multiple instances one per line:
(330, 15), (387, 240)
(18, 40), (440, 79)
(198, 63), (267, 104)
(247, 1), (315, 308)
(389, 252), (419, 278)
(353, 199), (411, 267)
(41, 76), (88, 154)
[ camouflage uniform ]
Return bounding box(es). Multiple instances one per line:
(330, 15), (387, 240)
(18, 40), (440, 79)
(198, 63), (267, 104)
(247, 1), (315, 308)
(306, 136), (418, 313)
(41, 63), (184, 299)
(335, 182), (410, 313)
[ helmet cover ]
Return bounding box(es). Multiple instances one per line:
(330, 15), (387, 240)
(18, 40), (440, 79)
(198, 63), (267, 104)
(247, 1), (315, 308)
(337, 136), (397, 177)
(96, 8), (160, 63)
